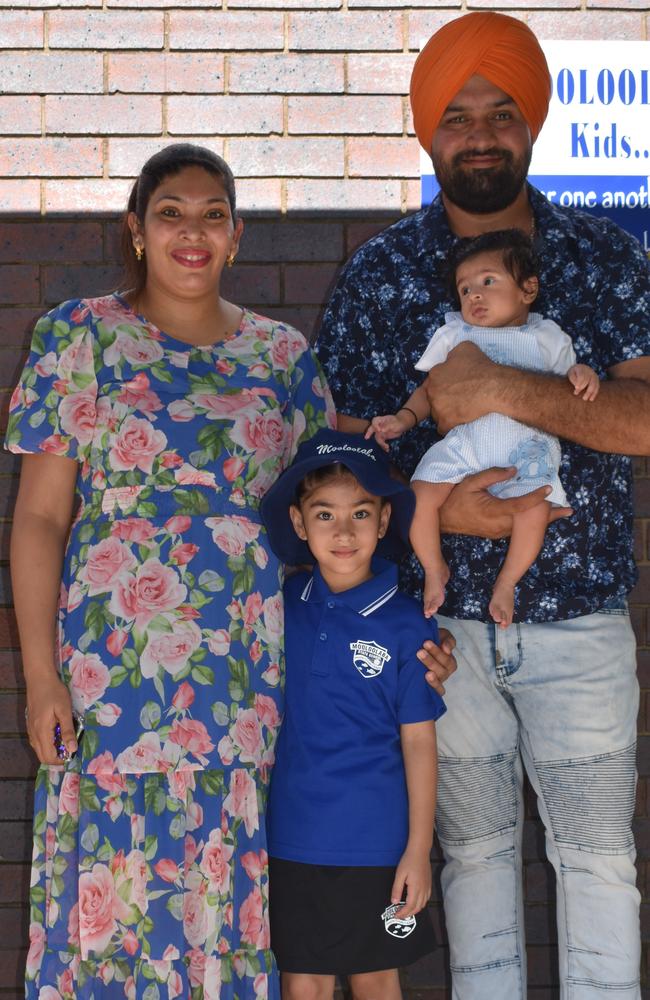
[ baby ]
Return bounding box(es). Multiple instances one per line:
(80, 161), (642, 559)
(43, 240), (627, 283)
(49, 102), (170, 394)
(367, 229), (599, 628)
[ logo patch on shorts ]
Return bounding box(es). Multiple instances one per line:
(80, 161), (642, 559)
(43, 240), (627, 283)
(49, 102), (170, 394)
(349, 640), (391, 678)
(381, 903), (416, 939)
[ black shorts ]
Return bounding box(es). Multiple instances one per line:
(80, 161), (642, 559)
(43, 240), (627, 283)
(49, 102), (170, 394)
(269, 857), (436, 975)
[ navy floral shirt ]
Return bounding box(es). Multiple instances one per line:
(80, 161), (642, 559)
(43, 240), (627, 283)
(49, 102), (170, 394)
(316, 185), (650, 623)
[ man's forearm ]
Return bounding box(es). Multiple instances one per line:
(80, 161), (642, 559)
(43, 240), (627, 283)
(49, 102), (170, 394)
(490, 368), (650, 455)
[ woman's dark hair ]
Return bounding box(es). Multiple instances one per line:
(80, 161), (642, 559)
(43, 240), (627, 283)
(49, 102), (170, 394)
(448, 228), (539, 305)
(120, 143), (237, 298)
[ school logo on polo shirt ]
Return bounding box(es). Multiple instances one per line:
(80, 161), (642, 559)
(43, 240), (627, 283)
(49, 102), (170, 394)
(381, 903), (416, 939)
(349, 640), (391, 678)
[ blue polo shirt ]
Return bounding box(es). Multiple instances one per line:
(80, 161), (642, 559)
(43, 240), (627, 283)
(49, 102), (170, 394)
(267, 559), (446, 867)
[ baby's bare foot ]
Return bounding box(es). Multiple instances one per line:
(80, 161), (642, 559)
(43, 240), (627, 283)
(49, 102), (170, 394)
(423, 566), (449, 619)
(489, 580), (514, 629)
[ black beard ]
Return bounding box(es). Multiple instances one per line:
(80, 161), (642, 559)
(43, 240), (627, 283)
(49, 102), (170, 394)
(432, 147), (531, 214)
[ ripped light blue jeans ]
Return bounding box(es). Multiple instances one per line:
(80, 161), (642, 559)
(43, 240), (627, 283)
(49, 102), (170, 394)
(435, 607), (641, 1000)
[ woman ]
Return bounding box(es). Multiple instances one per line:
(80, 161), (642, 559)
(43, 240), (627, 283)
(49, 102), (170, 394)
(8, 143), (335, 1000)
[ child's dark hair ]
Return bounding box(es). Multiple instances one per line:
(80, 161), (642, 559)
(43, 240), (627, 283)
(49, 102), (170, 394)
(448, 228), (538, 306)
(293, 464), (387, 506)
(120, 143), (237, 299)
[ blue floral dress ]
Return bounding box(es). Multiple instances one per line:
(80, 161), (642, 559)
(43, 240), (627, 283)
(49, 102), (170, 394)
(6, 294), (335, 1000)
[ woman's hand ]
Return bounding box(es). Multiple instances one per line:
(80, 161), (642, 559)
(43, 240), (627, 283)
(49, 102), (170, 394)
(438, 467), (572, 540)
(25, 674), (77, 765)
(417, 630), (456, 695)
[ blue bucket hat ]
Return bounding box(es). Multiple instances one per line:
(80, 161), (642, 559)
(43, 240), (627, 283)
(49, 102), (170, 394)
(260, 430), (415, 564)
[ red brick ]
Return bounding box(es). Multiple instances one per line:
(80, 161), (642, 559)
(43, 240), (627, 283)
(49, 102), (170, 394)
(588, 0), (648, 6)
(0, 139), (101, 178)
(527, 11), (643, 41)
(43, 264), (122, 306)
(405, 177), (423, 211)
(349, 137), (420, 178)
(228, 138), (343, 177)
(48, 10), (164, 49)
(635, 482), (650, 518)
(287, 178), (402, 211)
(170, 11), (283, 50)
(168, 96), (283, 136)
(347, 53), (415, 95)
(408, 10), (465, 49)
(630, 567), (650, 608)
(0, 310), (40, 350)
(284, 263), (340, 304)
(230, 54), (344, 94)
(0, 865), (29, 905)
(0, 52), (103, 94)
(0, 222), (103, 264)
(0, 182), (40, 214)
(0, 823), (32, 862)
(45, 95), (162, 136)
(44, 179), (133, 215)
(220, 264), (280, 306)
(234, 178), (282, 213)
(345, 220), (393, 254)
(0, 740), (34, 780)
(108, 52), (224, 94)
(261, 306), (321, 344)
(289, 11), (401, 50)
(288, 95), (403, 135)
(0, 267), (39, 307)
(229, 0), (339, 6)
(109, 137), (225, 177)
(0, 97), (40, 136)
(0, 12), (42, 47)
(0, 607), (18, 649)
(236, 220), (343, 263)
(0, 0), (98, 5)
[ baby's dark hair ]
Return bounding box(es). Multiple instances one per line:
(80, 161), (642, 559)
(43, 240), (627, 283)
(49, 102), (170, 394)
(448, 228), (539, 306)
(293, 463), (387, 507)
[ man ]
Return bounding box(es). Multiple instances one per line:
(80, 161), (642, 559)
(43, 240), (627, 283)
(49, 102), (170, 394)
(316, 11), (650, 999)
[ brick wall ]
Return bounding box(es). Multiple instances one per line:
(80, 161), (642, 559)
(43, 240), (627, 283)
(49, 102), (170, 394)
(0, 2), (647, 997)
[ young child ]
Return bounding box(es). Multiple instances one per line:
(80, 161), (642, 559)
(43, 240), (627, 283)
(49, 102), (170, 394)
(367, 229), (600, 628)
(260, 429), (445, 1000)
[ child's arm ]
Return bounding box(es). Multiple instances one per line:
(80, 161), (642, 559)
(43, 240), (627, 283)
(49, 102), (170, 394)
(392, 719), (437, 918)
(568, 363), (600, 402)
(365, 384), (430, 451)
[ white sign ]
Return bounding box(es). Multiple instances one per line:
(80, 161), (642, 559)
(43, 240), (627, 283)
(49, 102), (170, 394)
(420, 40), (650, 246)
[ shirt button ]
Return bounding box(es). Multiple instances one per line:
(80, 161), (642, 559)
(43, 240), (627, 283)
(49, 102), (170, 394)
(327, 601), (335, 609)
(319, 632), (327, 641)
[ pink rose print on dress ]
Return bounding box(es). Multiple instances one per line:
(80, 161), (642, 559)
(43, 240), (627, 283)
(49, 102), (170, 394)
(59, 389), (97, 446)
(70, 651), (110, 708)
(78, 536), (137, 595)
(165, 515), (191, 534)
(223, 768), (259, 837)
(230, 410), (287, 462)
(206, 628), (231, 657)
(109, 415), (167, 474)
(25, 922), (45, 978)
(183, 885), (210, 949)
(199, 829), (234, 893)
(230, 708), (264, 766)
(171, 681), (195, 711)
(263, 593), (284, 649)
(78, 863), (129, 957)
(223, 455), (246, 481)
(154, 858), (180, 884)
(104, 330), (165, 367)
(255, 693), (281, 729)
(168, 718), (215, 765)
(140, 620), (202, 679)
(117, 372), (163, 417)
(109, 558), (187, 629)
(240, 849), (268, 881)
(57, 772), (80, 819)
(87, 751), (128, 794)
(96, 702), (122, 726)
(110, 518), (158, 543)
(239, 886), (269, 949)
(57, 336), (94, 382)
(174, 464), (218, 488)
(190, 389), (265, 420)
(115, 732), (165, 773)
(206, 515), (261, 556)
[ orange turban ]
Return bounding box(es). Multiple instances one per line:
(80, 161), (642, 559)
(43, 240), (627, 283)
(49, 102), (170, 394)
(410, 12), (551, 154)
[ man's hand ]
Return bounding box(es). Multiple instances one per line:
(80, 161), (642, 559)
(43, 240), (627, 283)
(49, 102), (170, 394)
(417, 629), (457, 695)
(425, 341), (500, 433)
(438, 467), (572, 540)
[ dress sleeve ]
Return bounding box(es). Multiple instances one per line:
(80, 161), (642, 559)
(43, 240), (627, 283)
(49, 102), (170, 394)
(414, 325), (455, 372)
(396, 614), (446, 725)
(535, 319), (577, 376)
(4, 299), (99, 461)
(284, 331), (337, 464)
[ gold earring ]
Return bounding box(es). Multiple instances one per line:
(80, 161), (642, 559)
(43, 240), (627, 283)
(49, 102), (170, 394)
(226, 253), (235, 268)
(134, 244), (144, 261)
